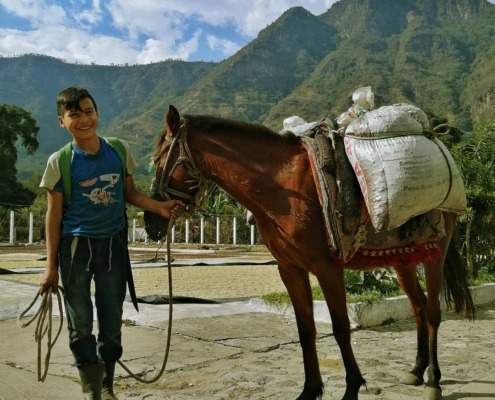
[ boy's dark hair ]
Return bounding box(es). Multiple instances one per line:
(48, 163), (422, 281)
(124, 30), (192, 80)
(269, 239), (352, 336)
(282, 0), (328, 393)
(56, 87), (98, 117)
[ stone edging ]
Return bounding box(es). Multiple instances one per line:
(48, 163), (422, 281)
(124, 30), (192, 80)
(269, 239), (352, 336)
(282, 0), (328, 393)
(249, 283), (495, 328)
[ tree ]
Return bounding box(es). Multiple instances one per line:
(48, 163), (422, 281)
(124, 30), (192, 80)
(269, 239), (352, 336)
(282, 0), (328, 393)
(449, 120), (495, 277)
(204, 185), (245, 217)
(426, 111), (464, 146)
(0, 104), (40, 207)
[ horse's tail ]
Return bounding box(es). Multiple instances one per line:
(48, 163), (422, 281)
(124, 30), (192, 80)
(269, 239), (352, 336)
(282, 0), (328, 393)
(443, 231), (476, 320)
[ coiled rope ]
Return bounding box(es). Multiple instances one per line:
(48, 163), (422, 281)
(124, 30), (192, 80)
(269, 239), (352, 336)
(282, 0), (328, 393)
(17, 286), (64, 382)
(18, 216), (176, 384)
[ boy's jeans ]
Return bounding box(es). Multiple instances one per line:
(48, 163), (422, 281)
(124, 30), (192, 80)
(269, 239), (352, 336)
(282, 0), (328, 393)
(59, 229), (128, 367)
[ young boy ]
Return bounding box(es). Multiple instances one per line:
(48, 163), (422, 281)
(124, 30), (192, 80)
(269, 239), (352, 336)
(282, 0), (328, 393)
(39, 87), (184, 399)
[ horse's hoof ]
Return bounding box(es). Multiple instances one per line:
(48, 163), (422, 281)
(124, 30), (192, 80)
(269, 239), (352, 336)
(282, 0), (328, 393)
(423, 386), (442, 400)
(400, 372), (424, 386)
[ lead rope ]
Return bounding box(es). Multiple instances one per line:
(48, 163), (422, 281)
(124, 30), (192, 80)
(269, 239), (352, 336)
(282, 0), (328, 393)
(117, 216), (175, 383)
(18, 216), (176, 384)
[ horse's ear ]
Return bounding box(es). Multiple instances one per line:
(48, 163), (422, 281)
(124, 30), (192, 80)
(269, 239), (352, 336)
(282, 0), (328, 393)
(166, 105), (181, 136)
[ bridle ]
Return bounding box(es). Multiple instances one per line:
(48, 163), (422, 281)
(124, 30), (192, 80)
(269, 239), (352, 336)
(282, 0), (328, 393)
(150, 117), (213, 216)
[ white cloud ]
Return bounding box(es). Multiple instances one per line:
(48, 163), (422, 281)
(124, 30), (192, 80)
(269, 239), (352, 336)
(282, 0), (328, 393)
(2, 0), (493, 65)
(136, 32), (201, 64)
(106, 0), (177, 39)
(232, 0), (328, 36)
(101, 0), (334, 59)
(0, 24), (139, 65)
(0, 0), (66, 27)
(0, 0), (336, 64)
(206, 34), (241, 58)
(75, 2), (103, 27)
(65, 33), (139, 65)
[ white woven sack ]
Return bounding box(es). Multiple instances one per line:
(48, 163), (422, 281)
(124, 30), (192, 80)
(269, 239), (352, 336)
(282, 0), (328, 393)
(392, 103), (430, 130)
(345, 104), (427, 138)
(344, 135), (467, 231)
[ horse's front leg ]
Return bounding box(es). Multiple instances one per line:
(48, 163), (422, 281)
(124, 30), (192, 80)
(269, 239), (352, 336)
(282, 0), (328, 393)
(278, 263), (324, 400)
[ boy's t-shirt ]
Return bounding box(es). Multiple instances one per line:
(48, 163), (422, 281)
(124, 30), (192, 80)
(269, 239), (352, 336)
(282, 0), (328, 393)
(40, 137), (138, 238)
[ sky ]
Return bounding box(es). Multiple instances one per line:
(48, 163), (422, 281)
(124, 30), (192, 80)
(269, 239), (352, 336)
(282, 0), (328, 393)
(1, 1), (494, 66)
(0, 0), (339, 65)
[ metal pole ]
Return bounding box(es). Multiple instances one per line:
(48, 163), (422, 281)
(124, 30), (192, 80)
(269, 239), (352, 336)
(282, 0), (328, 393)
(9, 210), (14, 244)
(132, 219), (137, 242)
(200, 217), (205, 244)
(185, 219), (190, 243)
(216, 216), (220, 244)
(29, 212), (34, 244)
(250, 224), (255, 245)
(233, 216), (237, 245)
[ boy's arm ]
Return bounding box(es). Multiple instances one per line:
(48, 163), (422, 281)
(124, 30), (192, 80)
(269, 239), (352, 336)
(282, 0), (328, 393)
(40, 189), (63, 294)
(124, 175), (185, 219)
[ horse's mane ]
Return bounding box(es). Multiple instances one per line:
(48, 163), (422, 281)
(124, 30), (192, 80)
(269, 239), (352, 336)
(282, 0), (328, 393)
(154, 113), (299, 156)
(183, 114), (299, 143)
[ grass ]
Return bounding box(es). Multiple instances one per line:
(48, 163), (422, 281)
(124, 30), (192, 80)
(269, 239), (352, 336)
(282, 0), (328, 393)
(470, 270), (495, 286)
(261, 286), (403, 308)
(261, 268), (495, 308)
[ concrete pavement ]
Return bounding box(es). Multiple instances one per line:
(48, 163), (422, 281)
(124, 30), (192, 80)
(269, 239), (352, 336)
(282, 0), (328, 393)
(1, 275), (495, 399)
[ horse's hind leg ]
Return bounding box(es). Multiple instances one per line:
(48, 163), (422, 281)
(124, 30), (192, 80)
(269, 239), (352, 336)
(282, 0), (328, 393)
(422, 257), (444, 400)
(278, 264), (324, 400)
(395, 260), (444, 400)
(317, 266), (365, 400)
(394, 266), (429, 385)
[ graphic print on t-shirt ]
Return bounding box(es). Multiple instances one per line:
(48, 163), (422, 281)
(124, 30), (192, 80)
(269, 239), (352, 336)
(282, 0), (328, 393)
(81, 173), (121, 206)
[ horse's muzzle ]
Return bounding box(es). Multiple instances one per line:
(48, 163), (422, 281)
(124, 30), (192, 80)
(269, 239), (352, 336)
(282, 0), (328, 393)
(144, 210), (170, 241)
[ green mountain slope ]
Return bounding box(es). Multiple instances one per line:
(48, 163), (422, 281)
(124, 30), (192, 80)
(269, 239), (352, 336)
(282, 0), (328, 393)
(265, 0), (495, 128)
(0, 0), (494, 181)
(172, 6), (337, 121)
(0, 55), (215, 160)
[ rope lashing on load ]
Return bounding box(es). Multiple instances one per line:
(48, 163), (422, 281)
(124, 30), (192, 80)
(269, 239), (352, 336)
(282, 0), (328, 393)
(18, 216), (177, 384)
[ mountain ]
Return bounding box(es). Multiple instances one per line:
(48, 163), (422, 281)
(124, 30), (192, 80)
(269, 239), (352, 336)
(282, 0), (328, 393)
(265, 0), (495, 126)
(0, 0), (494, 181)
(0, 56), (216, 161)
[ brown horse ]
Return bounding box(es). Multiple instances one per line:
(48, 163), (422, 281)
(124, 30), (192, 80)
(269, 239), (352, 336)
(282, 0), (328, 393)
(144, 105), (475, 400)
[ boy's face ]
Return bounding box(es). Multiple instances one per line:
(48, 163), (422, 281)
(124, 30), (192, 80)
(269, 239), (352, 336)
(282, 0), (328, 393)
(58, 97), (99, 140)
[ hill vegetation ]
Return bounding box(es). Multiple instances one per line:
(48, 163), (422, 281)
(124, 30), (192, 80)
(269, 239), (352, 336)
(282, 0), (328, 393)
(0, 0), (494, 181)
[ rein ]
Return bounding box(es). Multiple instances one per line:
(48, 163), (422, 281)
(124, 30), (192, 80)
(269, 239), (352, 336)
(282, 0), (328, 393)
(151, 117), (213, 216)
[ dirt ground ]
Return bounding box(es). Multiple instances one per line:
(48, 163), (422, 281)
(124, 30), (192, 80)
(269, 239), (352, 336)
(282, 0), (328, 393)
(0, 243), (293, 300)
(2, 303), (494, 400)
(1, 244), (495, 399)
(115, 304), (495, 400)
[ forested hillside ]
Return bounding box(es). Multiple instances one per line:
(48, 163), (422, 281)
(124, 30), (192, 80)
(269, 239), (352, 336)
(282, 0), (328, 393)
(0, 0), (494, 179)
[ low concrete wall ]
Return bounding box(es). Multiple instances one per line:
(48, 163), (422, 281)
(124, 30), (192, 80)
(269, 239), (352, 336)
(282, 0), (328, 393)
(251, 283), (495, 328)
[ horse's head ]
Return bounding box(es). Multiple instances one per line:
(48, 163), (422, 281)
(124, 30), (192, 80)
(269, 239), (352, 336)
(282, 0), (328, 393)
(144, 105), (207, 241)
